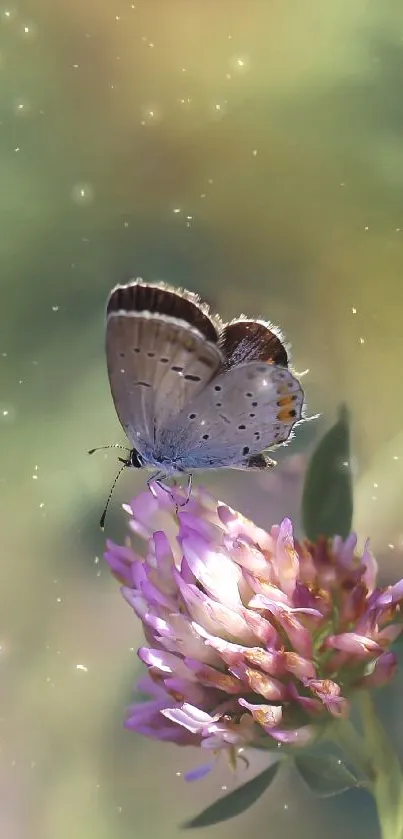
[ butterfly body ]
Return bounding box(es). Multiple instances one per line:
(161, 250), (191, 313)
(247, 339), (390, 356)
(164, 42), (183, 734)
(105, 280), (305, 481)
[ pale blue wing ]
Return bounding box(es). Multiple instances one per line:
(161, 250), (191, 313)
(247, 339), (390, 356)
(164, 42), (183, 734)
(158, 362), (304, 469)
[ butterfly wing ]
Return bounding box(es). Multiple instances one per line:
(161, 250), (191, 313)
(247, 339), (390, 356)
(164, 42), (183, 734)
(106, 282), (223, 453)
(218, 318), (289, 371)
(159, 362), (304, 470)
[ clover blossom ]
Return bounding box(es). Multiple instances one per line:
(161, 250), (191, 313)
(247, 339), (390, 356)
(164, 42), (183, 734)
(105, 484), (403, 759)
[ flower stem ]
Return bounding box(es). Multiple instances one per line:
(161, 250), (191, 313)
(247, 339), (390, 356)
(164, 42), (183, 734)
(331, 695), (403, 839)
(358, 693), (403, 839)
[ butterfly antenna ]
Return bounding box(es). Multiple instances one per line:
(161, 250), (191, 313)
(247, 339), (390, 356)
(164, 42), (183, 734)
(88, 444), (130, 455)
(99, 460), (129, 530)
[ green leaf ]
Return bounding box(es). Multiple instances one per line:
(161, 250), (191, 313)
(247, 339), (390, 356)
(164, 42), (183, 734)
(294, 754), (360, 798)
(182, 762), (280, 829)
(302, 403), (353, 540)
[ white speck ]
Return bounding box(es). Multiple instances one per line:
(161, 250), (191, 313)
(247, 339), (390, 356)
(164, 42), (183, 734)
(149, 42), (154, 48)
(388, 544), (395, 550)
(39, 502), (44, 509)
(186, 215), (193, 220)
(364, 226), (369, 231)
(14, 147), (20, 152)
(76, 663), (88, 672)
(215, 104), (221, 111)
(56, 597), (62, 603)
(207, 178), (214, 185)
(1, 403), (15, 419)
(252, 149), (258, 156)
(351, 306), (357, 314)
(173, 207), (181, 214)
(124, 221), (129, 227)
(71, 182), (94, 204)
(200, 193), (206, 198)
(393, 455), (399, 461)
(14, 99), (30, 115)
(236, 58), (245, 67)
(4, 10), (11, 18)
(359, 337), (365, 344)
(115, 15), (120, 21)
(373, 482), (378, 488)
(72, 64), (79, 69)
(52, 305), (59, 312)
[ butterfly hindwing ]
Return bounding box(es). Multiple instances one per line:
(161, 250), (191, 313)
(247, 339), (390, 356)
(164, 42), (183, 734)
(159, 362), (304, 469)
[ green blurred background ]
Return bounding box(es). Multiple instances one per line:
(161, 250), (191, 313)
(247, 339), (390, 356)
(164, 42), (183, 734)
(2, 1), (403, 836)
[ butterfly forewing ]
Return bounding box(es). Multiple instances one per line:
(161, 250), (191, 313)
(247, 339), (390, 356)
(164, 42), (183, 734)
(106, 311), (222, 452)
(160, 362), (304, 469)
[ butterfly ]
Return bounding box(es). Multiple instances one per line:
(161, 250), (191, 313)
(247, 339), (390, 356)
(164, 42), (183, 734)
(91, 280), (305, 525)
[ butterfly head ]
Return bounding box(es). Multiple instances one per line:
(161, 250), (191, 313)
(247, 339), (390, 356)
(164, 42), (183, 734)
(118, 448), (145, 469)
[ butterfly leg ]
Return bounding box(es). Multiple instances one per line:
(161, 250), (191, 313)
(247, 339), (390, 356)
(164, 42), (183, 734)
(147, 472), (168, 498)
(147, 472), (193, 512)
(176, 473), (193, 508)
